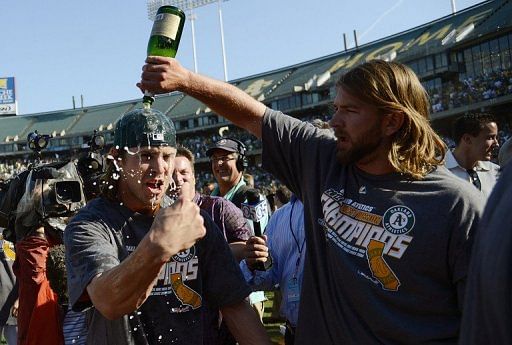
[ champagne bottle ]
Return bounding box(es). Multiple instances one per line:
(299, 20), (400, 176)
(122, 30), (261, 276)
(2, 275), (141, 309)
(143, 5), (186, 108)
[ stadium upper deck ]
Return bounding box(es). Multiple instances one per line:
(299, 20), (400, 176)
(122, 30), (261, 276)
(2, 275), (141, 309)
(0, 0), (510, 158)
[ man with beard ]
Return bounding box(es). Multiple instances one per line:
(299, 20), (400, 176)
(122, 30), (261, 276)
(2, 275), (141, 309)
(444, 113), (500, 200)
(139, 57), (483, 344)
(64, 110), (269, 345)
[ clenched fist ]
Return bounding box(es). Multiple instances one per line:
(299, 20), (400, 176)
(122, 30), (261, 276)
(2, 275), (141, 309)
(149, 194), (206, 261)
(243, 235), (270, 271)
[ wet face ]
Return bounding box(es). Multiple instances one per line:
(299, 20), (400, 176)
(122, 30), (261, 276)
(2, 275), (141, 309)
(468, 122), (499, 161)
(209, 149), (241, 187)
(172, 156), (196, 200)
(117, 146), (176, 214)
(329, 87), (385, 166)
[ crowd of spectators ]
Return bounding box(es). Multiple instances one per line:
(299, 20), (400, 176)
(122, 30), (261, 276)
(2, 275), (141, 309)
(178, 114), (331, 161)
(1, 116), (510, 197)
(430, 69), (512, 113)
(178, 127), (263, 160)
(2, 115), (510, 197)
(0, 162), (29, 181)
(0, 157), (68, 182)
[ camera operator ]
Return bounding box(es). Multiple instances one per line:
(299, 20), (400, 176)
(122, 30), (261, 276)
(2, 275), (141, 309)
(13, 161), (85, 345)
(0, 130), (87, 345)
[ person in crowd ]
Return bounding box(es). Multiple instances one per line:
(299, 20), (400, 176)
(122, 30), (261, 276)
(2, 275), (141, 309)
(0, 234), (17, 345)
(139, 57), (483, 344)
(274, 185), (292, 210)
(64, 109), (269, 344)
(205, 138), (269, 322)
(459, 163), (512, 344)
(264, 187), (277, 213)
(173, 145), (254, 345)
(498, 136), (512, 167)
(206, 138), (261, 210)
(308, 118), (332, 131)
(2, 160), (85, 345)
(241, 195), (304, 345)
(14, 226), (63, 345)
(444, 113), (500, 199)
(173, 145), (251, 261)
(243, 173), (255, 189)
(202, 181), (215, 195)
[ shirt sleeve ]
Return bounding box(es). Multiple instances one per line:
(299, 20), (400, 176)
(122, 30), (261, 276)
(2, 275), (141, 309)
(261, 108), (337, 201)
(64, 213), (120, 312)
(239, 260), (275, 291)
(218, 198), (252, 243)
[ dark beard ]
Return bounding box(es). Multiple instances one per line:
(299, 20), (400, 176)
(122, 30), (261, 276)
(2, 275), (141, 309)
(335, 125), (383, 166)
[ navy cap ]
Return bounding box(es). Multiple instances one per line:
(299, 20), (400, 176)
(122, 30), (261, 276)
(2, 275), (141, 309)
(114, 108), (176, 149)
(206, 138), (245, 157)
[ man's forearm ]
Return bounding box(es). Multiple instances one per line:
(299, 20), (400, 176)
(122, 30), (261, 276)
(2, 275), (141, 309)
(229, 241), (247, 262)
(180, 71), (266, 138)
(222, 300), (271, 345)
(140, 57), (267, 138)
(87, 236), (167, 320)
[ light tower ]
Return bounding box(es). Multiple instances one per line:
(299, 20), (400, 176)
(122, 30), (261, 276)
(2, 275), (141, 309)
(147, 0), (230, 81)
(451, 0), (457, 14)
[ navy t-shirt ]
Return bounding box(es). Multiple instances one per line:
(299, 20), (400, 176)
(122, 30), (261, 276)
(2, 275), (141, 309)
(65, 197), (250, 345)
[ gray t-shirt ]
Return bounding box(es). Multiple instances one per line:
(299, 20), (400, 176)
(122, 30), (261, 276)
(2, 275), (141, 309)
(262, 109), (484, 344)
(459, 163), (512, 344)
(64, 197), (250, 345)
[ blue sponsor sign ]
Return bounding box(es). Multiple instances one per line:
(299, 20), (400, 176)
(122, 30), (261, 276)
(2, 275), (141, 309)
(0, 77), (17, 115)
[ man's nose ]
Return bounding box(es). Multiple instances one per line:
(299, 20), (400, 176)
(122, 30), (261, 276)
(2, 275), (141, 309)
(329, 112), (342, 129)
(151, 156), (167, 174)
(173, 172), (184, 184)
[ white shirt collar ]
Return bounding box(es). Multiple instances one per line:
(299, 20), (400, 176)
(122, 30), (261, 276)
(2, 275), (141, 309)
(445, 150), (491, 171)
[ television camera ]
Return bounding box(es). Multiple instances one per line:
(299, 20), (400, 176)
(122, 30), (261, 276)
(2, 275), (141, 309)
(0, 131), (89, 243)
(76, 130), (106, 201)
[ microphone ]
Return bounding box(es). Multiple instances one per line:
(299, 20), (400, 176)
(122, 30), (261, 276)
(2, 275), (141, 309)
(241, 188), (268, 271)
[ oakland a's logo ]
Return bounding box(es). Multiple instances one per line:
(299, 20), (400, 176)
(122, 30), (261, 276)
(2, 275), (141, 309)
(382, 206), (415, 235)
(172, 247), (196, 263)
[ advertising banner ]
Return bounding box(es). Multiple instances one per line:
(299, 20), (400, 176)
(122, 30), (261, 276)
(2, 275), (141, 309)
(0, 77), (17, 115)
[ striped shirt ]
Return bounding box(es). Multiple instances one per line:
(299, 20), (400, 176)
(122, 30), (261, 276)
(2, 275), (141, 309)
(63, 309), (87, 345)
(240, 197), (305, 327)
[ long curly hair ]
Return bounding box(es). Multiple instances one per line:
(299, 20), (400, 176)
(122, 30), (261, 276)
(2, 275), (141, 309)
(337, 60), (446, 179)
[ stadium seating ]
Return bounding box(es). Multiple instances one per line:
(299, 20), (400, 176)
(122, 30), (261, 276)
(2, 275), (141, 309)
(67, 103), (135, 136)
(0, 116), (34, 142)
